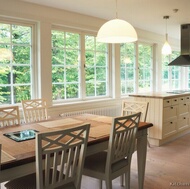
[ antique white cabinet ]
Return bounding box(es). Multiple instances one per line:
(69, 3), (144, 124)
(129, 93), (190, 146)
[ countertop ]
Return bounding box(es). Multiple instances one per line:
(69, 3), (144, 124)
(129, 92), (190, 99)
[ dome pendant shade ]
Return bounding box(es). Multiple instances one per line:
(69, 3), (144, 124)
(97, 19), (138, 43)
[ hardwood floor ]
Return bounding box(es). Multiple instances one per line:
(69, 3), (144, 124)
(81, 133), (190, 189)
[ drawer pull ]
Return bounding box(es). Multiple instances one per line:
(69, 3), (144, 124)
(170, 122), (173, 124)
(167, 101), (170, 103)
(174, 99), (177, 101)
(184, 117), (186, 119)
(171, 107), (173, 109)
(181, 98), (184, 100)
(184, 104), (186, 106)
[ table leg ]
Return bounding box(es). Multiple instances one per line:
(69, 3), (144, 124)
(136, 128), (148, 189)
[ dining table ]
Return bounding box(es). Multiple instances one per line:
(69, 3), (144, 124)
(0, 113), (153, 189)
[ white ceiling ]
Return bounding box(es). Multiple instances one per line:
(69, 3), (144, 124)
(21, 0), (190, 40)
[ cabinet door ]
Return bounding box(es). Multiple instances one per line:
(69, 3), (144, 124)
(163, 118), (177, 138)
(179, 103), (188, 115)
(163, 105), (178, 121)
(178, 113), (190, 131)
(163, 99), (172, 107)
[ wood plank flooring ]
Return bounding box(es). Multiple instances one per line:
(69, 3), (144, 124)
(81, 133), (190, 189)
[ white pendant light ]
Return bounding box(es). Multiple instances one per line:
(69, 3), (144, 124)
(162, 16), (172, 55)
(97, 0), (138, 43)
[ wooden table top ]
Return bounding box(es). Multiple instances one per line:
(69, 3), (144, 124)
(0, 114), (153, 170)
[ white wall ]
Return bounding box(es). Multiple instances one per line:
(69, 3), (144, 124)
(0, 0), (179, 117)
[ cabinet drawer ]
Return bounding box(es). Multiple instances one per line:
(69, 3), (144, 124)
(163, 99), (172, 107)
(163, 105), (178, 120)
(178, 114), (190, 131)
(163, 118), (177, 138)
(179, 97), (186, 103)
(163, 98), (178, 107)
(185, 96), (190, 102)
(171, 98), (179, 105)
(179, 103), (189, 115)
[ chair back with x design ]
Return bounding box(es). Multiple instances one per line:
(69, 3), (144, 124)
(36, 124), (90, 189)
(22, 98), (48, 123)
(0, 106), (20, 127)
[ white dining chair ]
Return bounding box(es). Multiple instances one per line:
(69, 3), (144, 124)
(120, 100), (149, 186)
(0, 106), (20, 127)
(121, 100), (149, 122)
(5, 123), (90, 189)
(121, 100), (150, 145)
(21, 98), (48, 123)
(83, 112), (141, 189)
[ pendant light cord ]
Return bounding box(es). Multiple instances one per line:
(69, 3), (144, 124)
(115, 0), (118, 18)
(164, 16), (169, 40)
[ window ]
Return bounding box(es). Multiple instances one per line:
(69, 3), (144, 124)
(52, 29), (109, 102)
(52, 30), (80, 100)
(162, 51), (180, 91)
(0, 22), (32, 104)
(85, 35), (109, 97)
(138, 43), (153, 92)
(120, 43), (136, 94)
(120, 42), (153, 95)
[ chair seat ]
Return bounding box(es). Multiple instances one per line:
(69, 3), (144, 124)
(84, 151), (129, 176)
(83, 113), (141, 189)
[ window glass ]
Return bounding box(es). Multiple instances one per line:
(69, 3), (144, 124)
(171, 51), (180, 89)
(0, 23), (32, 104)
(52, 31), (109, 101)
(120, 43), (153, 94)
(120, 43), (136, 94)
(162, 51), (180, 91)
(85, 35), (109, 97)
(52, 30), (80, 100)
(138, 44), (153, 92)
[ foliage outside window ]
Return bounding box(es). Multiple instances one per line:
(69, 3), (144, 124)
(0, 22), (32, 104)
(138, 44), (153, 92)
(52, 30), (80, 100)
(120, 43), (136, 94)
(120, 43), (153, 95)
(162, 51), (180, 91)
(85, 35), (108, 97)
(52, 30), (109, 101)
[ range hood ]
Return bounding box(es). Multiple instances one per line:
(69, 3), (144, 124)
(169, 24), (190, 66)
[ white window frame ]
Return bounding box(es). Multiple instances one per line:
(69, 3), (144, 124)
(0, 17), (37, 105)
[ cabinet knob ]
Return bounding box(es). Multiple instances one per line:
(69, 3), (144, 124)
(184, 117), (186, 119)
(167, 101), (169, 103)
(171, 107), (173, 109)
(184, 104), (186, 106)
(170, 122), (173, 124)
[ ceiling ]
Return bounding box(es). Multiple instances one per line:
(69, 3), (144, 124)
(20, 0), (190, 40)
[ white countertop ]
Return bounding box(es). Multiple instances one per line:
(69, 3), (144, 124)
(129, 91), (190, 99)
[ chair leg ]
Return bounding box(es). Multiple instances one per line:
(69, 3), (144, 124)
(105, 179), (112, 189)
(99, 180), (103, 189)
(120, 174), (124, 186)
(125, 170), (130, 189)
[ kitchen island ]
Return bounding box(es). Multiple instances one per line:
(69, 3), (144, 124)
(129, 91), (190, 146)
